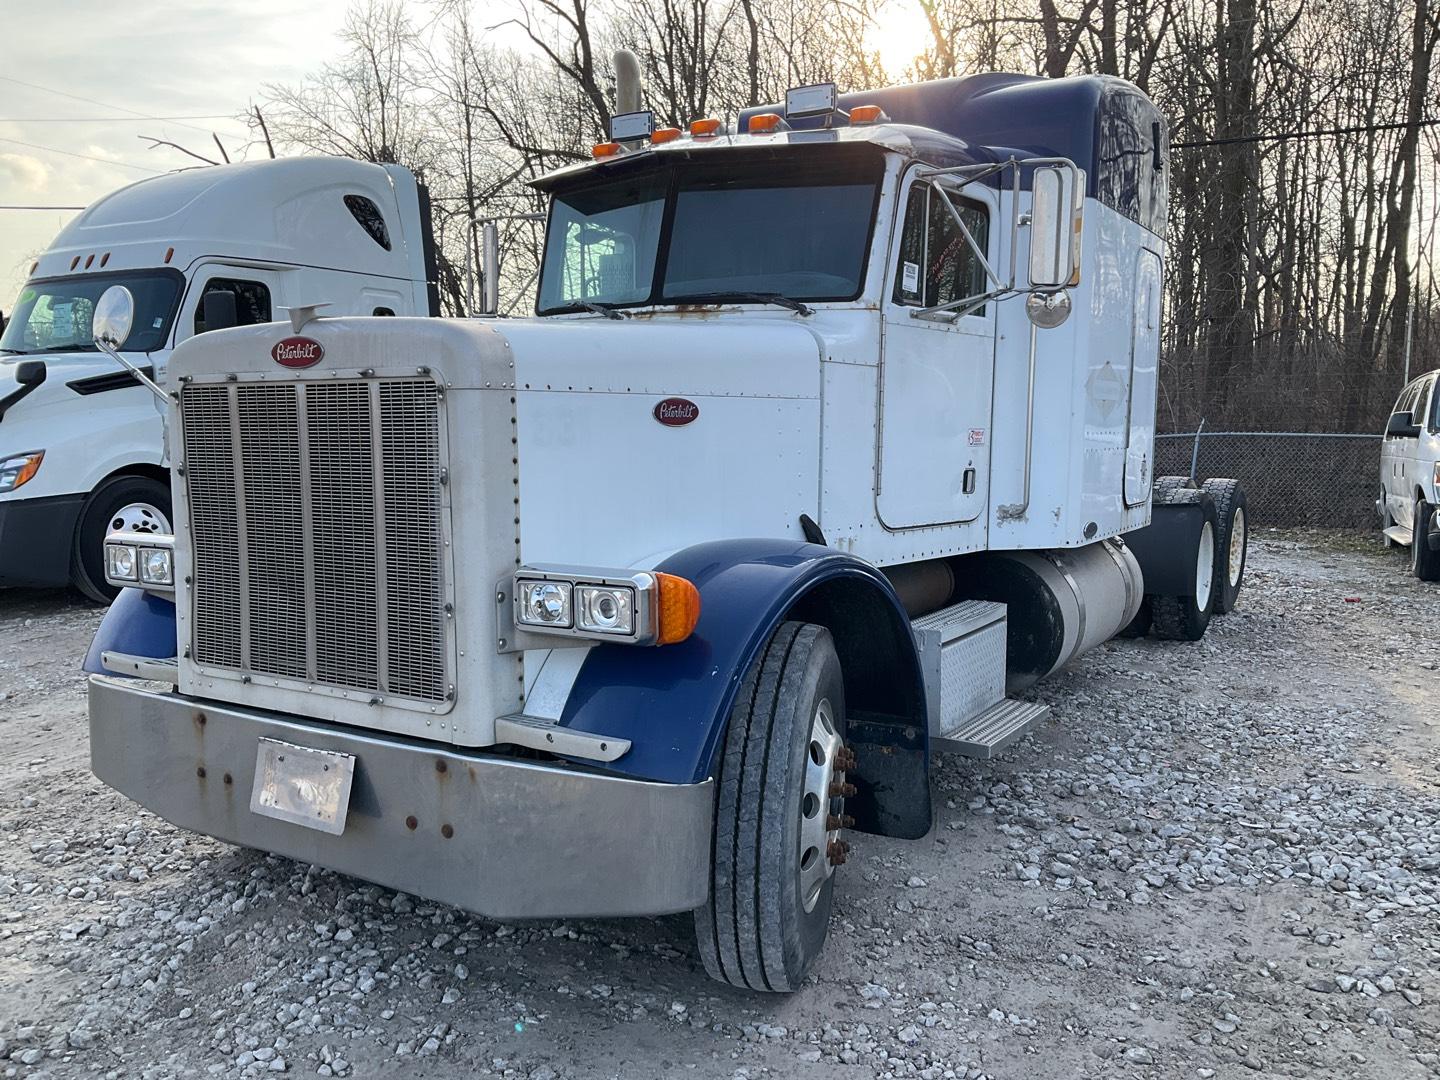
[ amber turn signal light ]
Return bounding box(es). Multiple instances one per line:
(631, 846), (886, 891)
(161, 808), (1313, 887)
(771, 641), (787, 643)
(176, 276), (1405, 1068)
(655, 573), (702, 645)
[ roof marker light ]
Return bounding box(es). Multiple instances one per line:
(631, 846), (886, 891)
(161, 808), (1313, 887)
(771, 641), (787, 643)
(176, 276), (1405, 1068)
(163, 247), (174, 264)
(747, 113), (787, 134)
(592, 142), (622, 159)
(100, 252), (110, 267)
(651, 126), (682, 145)
(84, 254), (94, 269)
(850, 104), (889, 125)
(690, 118), (722, 137)
(69, 256), (80, 271)
(29, 261), (37, 275)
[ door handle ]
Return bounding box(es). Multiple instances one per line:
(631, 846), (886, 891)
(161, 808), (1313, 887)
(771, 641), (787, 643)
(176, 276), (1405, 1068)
(962, 467), (977, 495)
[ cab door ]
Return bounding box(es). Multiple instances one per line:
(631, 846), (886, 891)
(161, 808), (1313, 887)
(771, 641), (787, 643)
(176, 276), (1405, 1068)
(876, 173), (997, 532)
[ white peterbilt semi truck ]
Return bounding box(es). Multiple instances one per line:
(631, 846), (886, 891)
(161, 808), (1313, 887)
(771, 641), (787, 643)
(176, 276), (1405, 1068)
(0, 156), (439, 600)
(83, 73), (1248, 991)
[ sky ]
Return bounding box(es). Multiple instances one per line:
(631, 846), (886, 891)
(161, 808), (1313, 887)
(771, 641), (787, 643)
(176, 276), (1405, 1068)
(0, 0), (930, 311)
(0, 0), (354, 307)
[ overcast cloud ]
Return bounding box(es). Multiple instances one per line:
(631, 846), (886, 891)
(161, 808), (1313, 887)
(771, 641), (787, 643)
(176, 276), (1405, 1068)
(0, 0), (353, 307)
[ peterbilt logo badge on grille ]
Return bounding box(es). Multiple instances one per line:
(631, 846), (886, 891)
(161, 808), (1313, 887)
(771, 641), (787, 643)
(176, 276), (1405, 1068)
(654, 398), (699, 426)
(271, 337), (324, 368)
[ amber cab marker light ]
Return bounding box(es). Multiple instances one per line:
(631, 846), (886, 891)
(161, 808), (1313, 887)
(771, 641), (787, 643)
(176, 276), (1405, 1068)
(655, 573), (702, 645)
(651, 126), (682, 145)
(850, 104), (887, 124)
(69, 256), (80, 271)
(592, 141), (622, 159)
(747, 113), (784, 133)
(163, 247), (175, 264)
(690, 118), (722, 137)
(100, 252), (110, 267)
(84, 254), (94, 269)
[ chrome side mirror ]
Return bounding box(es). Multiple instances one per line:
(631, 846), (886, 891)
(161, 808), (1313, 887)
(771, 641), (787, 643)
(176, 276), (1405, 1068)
(93, 285), (166, 402)
(1028, 166), (1081, 289)
(93, 285), (135, 348)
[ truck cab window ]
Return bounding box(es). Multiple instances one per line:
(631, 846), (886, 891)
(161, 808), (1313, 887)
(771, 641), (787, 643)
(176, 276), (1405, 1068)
(194, 279), (271, 335)
(344, 194), (392, 250)
(893, 183), (989, 313)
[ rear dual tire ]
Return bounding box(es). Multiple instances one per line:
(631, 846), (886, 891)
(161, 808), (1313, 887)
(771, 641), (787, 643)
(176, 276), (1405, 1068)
(1201, 478), (1247, 614)
(1148, 486), (1220, 641)
(695, 622), (850, 992)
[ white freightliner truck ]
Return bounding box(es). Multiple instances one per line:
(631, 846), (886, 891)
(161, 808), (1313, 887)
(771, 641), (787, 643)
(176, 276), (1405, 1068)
(83, 73), (1249, 991)
(0, 156), (439, 600)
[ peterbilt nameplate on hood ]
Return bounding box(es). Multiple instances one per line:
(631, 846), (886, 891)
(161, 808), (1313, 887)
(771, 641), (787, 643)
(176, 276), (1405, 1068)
(272, 337), (324, 369)
(654, 397), (700, 426)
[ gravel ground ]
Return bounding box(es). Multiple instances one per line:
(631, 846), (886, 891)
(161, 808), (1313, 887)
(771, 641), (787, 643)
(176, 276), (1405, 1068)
(1, 530), (1438, 1080)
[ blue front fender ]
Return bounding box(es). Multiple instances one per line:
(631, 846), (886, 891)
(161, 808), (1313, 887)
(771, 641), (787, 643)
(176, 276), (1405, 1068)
(83, 588), (178, 676)
(556, 539), (932, 839)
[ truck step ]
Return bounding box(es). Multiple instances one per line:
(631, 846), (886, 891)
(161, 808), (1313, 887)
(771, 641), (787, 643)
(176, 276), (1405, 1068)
(1384, 524), (1413, 546)
(932, 698), (1049, 759)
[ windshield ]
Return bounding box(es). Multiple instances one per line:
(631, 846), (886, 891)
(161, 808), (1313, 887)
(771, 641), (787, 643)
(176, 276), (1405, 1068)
(0, 268), (185, 356)
(537, 148), (883, 315)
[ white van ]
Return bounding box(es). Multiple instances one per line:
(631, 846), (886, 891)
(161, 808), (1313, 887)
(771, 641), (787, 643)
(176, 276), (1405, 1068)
(0, 156), (439, 599)
(1379, 367), (1440, 580)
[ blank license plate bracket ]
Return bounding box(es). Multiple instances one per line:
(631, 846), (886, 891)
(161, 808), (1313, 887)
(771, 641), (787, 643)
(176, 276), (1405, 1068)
(250, 738), (355, 835)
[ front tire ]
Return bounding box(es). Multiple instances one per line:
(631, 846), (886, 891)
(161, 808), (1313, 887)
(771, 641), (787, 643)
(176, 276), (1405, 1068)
(71, 474), (172, 603)
(695, 622), (850, 992)
(1412, 498), (1440, 581)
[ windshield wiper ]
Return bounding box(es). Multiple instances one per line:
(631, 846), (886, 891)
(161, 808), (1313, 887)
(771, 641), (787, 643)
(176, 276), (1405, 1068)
(666, 291), (815, 316)
(573, 301), (626, 321)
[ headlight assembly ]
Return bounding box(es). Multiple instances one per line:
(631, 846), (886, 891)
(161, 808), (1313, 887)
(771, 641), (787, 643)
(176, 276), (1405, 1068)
(0, 450), (44, 492)
(105, 531), (175, 594)
(509, 567), (700, 647)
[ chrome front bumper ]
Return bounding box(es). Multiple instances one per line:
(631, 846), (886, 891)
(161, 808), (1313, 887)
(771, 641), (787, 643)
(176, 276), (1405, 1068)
(87, 677), (712, 919)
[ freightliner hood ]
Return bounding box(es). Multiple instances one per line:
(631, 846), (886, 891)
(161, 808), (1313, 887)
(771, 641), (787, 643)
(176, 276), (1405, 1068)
(499, 317), (824, 569)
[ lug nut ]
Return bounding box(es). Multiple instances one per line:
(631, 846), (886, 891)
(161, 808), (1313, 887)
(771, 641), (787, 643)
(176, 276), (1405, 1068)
(834, 747), (858, 771)
(827, 840), (848, 865)
(829, 781), (857, 798)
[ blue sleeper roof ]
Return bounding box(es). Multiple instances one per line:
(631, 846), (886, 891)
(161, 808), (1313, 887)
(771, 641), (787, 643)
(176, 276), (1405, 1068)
(739, 73), (1169, 236)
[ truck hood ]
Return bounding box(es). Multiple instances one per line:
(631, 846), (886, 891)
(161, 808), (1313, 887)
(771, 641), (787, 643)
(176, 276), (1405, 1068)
(499, 316), (825, 568)
(0, 351), (155, 414)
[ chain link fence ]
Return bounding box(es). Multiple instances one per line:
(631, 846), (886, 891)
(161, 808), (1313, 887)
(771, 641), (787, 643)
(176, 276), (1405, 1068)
(1154, 431), (1381, 528)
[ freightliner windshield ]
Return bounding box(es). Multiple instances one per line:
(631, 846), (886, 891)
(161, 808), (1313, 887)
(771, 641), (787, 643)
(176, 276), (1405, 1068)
(0, 268), (184, 357)
(536, 147), (884, 315)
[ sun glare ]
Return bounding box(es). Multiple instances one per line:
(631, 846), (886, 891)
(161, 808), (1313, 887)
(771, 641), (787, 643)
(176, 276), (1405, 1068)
(866, 0), (933, 79)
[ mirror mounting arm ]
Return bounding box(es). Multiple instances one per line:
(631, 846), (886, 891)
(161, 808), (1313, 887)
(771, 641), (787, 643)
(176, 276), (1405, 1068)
(96, 339), (168, 403)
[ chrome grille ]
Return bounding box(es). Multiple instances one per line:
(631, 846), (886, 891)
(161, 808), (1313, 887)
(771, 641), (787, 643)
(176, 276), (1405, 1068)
(180, 378), (448, 704)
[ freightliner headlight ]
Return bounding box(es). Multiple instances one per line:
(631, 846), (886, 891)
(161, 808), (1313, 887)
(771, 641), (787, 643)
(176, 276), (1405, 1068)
(105, 531), (175, 595)
(511, 567), (700, 646)
(0, 450), (44, 492)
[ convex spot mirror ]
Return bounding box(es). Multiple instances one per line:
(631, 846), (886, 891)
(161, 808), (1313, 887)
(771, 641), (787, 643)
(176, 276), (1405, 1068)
(93, 285), (136, 349)
(1029, 165), (1082, 289)
(1026, 290), (1072, 329)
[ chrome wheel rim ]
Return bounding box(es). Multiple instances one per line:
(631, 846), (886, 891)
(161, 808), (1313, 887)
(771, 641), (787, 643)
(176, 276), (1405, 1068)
(1195, 521), (1215, 611)
(110, 501), (170, 536)
(1227, 508), (1246, 588)
(798, 697), (843, 914)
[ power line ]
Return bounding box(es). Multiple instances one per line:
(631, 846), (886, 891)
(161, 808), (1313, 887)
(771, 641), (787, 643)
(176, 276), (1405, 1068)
(0, 135), (160, 174)
(1173, 117), (1440, 149)
(0, 76), (246, 138)
(0, 205), (85, 210)
(0, 115), (238, 123)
